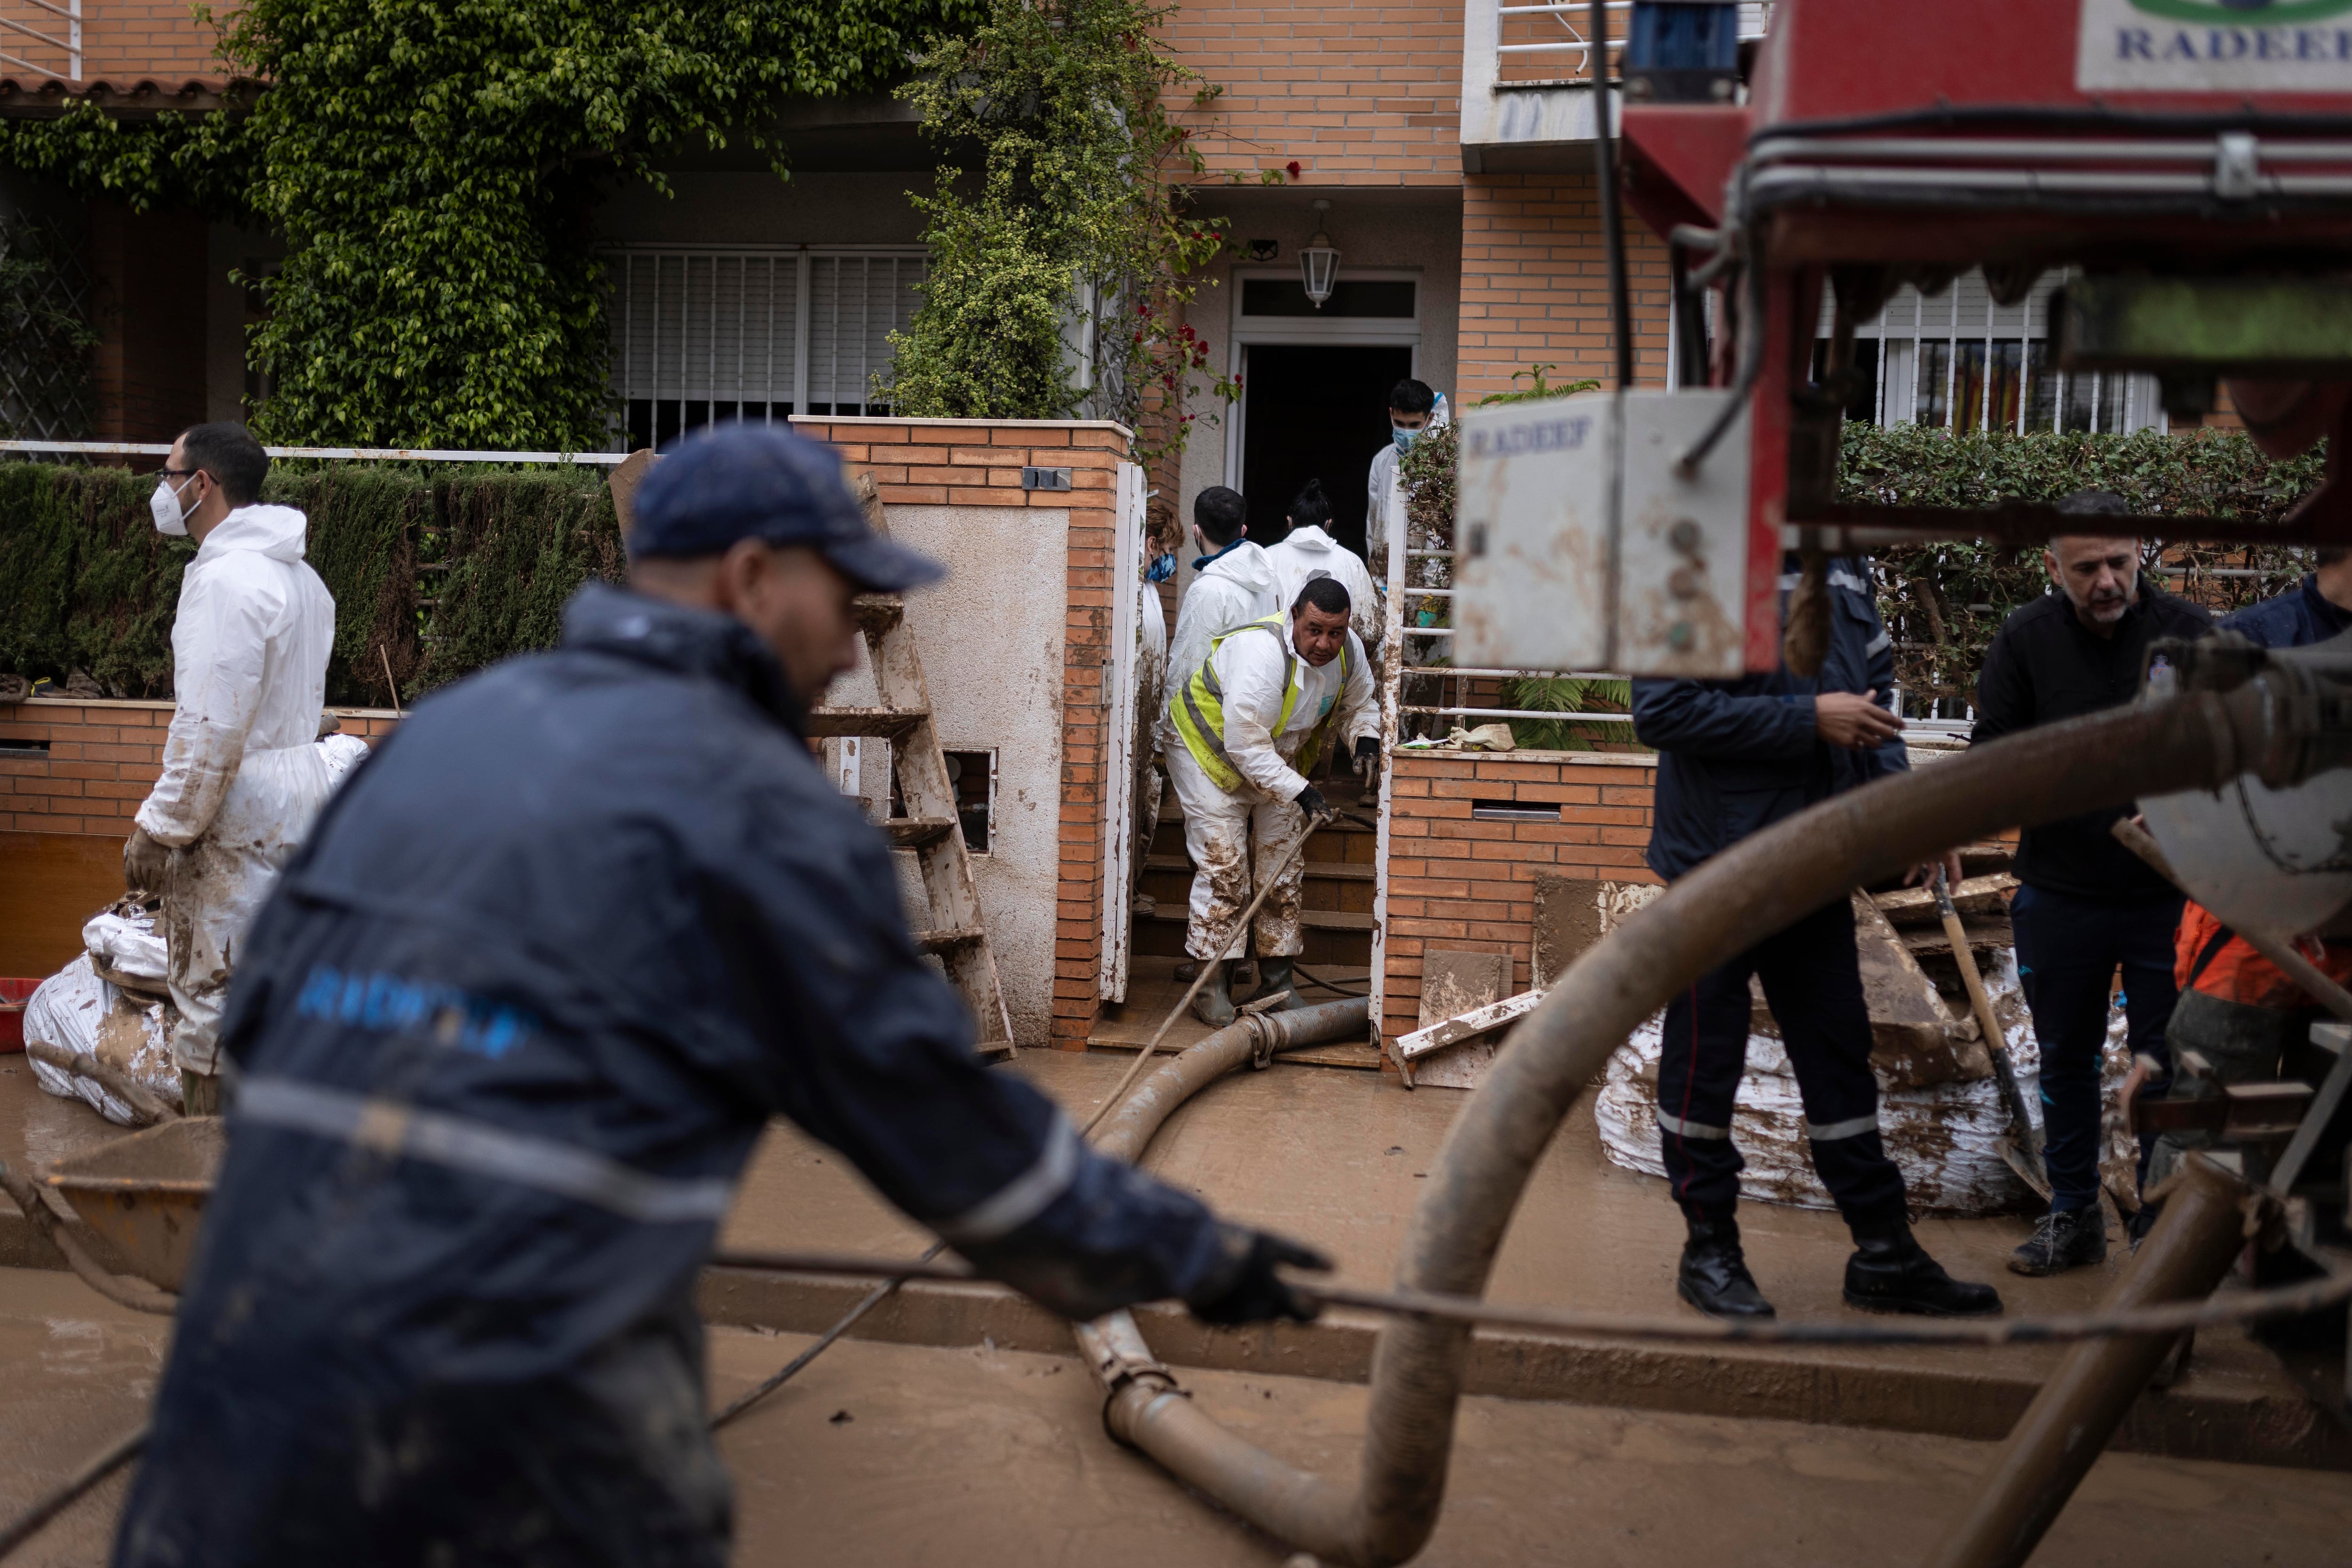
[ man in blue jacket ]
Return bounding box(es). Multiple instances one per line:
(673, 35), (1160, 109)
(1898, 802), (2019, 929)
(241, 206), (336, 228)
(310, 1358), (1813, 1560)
(114, 425), (1327, 1568)
(1633, 556), (1999, 1321)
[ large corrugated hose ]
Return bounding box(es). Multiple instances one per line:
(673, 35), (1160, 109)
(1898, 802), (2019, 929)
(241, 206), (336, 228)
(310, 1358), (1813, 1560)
(1078, 677), (2297, 1566)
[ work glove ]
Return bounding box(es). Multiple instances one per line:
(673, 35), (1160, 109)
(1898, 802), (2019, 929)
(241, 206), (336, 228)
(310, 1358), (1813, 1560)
(1351, 736), (1380, 784)
(123, 825), (169, 897)
(1184, 1223), (1332, 1325)
(1295, 784), (1331, 824)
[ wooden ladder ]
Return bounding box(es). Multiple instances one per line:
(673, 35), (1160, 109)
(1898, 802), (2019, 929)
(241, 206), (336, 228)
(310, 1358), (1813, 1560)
(808, 475), (1016, 1057)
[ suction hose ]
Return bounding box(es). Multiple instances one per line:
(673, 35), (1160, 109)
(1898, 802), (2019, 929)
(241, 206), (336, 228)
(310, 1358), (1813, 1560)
(1081, 679), (2296, 1567)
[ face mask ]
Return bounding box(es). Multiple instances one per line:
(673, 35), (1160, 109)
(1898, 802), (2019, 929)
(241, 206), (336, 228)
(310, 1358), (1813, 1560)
(1391, 425), (1420, 454)
(1145, 552), (1177, 584)
(150, 475), (195, 537)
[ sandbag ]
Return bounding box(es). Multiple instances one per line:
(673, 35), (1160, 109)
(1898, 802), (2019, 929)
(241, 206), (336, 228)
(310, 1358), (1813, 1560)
(1594, 949), (2136, 1214)
(22, 956), (180, 1125)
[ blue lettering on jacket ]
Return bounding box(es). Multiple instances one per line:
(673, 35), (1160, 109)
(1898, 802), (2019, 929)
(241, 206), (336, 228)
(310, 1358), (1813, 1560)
(294, 964), (539, 1059)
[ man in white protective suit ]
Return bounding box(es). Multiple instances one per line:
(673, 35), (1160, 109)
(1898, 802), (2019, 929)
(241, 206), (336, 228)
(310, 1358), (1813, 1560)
(122, 422), (338, 1114)
(1264, 477), (1381, 659)
(1158, 484), (1279, 741)
(1165, 576), (1378, 1027)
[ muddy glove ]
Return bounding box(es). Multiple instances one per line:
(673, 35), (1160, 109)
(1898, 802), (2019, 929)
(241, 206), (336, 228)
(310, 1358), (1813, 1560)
(123, 825), (169, 897)
(1351, 736), (1380, 784)
(1295, 784), (1331, 824)
(1184, 1223), (1332, 1325)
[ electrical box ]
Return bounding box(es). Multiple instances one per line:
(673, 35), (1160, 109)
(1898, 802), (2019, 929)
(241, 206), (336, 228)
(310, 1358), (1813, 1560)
(1455, 388), (1749, 679)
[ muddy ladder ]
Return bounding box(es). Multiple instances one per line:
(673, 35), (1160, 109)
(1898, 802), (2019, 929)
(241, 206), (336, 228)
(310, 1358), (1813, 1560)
(808, 476), (1015, 1057)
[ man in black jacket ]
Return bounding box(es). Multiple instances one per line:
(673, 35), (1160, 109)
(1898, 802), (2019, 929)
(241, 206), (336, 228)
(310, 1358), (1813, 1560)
(114, 424), (1327, 1568)
(1633, 556), (1998, 1322)
(1972, 491), (2213, 1276)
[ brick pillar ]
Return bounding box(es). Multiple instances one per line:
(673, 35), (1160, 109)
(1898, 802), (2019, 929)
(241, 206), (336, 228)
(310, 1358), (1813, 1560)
(89, 201), (210, 443)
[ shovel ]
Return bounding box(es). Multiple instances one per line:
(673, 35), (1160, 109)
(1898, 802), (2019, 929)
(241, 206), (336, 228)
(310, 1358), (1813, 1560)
(1935, 866), (2051, 1202)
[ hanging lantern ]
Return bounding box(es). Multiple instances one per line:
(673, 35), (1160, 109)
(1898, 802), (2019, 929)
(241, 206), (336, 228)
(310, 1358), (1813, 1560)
(1299, 198), (1340, 309)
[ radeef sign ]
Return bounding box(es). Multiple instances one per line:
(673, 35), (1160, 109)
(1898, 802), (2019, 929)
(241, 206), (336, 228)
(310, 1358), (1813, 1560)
(2079, 0), (2352, 90)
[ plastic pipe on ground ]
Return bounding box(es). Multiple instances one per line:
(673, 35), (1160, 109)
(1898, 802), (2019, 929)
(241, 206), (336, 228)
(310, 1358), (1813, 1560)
(1082, 678), (2298, 1567)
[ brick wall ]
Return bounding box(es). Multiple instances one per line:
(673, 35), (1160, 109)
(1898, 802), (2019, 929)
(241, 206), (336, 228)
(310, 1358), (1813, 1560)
(1162, 0), (1463, 186)
(0, 701), (400, 836)
(1459, 170), (1673, 401)
(1379, 748), (1660, 1054)
(77, 0), (231, 86)
(791, 416), (1129, 1050)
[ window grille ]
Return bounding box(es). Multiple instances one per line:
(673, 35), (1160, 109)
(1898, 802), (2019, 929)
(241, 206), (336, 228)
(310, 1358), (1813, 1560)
(1812, 269), (2163, 436)
(607, 248), (927, 451)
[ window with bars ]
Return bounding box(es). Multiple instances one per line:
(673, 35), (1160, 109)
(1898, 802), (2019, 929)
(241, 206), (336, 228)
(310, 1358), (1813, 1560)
(1810, 269), (2163, 436)
(606, 247), (928, 451)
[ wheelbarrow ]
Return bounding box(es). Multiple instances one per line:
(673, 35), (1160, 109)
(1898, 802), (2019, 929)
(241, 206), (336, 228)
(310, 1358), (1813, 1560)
(41, 1117), (223, 1292)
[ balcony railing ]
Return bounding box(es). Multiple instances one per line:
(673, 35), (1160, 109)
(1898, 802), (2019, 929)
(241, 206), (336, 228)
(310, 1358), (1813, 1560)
(0, 0), (79, 82)
(1495, 0), (1770, 89)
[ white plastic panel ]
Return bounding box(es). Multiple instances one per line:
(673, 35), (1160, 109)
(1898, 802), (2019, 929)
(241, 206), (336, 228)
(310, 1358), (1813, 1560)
(1453, 391), (1616, 672)
(1617, 389), (1750, 680)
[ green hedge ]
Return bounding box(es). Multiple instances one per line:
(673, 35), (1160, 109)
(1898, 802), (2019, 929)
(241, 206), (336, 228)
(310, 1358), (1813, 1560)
(1848, 426), (2325, 712)
(0, 461), (621, 706)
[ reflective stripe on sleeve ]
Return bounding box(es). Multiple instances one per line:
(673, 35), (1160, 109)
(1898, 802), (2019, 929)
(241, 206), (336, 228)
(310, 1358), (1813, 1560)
(1656, 1109), (1732, 1140)
(1805, 1113), (1881, 1143)
(237, 1076), (736, 1224)
(1865, 630), (1891, 656)
(931, 1114), (1080, 1245)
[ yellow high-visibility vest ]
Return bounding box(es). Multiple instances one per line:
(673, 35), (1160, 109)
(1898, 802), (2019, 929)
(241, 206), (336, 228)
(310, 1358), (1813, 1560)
(1171, 613), (1350, 792)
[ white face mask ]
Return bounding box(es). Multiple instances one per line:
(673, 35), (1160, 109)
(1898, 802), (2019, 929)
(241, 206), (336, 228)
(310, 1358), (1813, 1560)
(150, 474), (197, 537)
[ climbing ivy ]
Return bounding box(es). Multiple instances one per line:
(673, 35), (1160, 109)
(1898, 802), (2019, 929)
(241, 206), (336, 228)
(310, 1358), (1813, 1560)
(883, 0), (1236, 458)
(0, 2), (977, 449)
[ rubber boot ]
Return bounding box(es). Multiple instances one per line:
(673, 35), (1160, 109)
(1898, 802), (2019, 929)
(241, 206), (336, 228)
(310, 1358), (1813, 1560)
(1676, 1210), (1775, 1319)
(1252, 957), (1303, 1011)
(1192, 960), (1237, 1028)
(1844, 1215), (2003, 1317)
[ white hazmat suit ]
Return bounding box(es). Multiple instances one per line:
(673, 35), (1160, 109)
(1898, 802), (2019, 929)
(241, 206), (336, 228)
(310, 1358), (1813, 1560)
(1159, 539), (1281, 752)
(1264, 524), (1382, 657)
(1165, 616), (1377, 961)
(135, 503), (339, 1076)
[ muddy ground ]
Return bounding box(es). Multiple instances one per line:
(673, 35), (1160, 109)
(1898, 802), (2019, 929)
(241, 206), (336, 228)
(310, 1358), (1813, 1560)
(1, 1272), (2348, 1567)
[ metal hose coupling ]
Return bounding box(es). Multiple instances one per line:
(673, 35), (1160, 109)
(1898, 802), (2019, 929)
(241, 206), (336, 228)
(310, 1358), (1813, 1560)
(2148, 629), (2352, 787)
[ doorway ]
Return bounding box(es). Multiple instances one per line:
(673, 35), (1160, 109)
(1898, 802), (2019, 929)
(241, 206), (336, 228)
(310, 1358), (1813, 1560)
(1237, 344), (1414, 560)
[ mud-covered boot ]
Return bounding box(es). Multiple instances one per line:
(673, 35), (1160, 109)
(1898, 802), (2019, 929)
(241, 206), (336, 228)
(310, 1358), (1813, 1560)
(1677, 1211), (1774, 1319)
(1845, 1217), (2002, 1316)
(1192, 960), (1237, 1028)
(1252, 957), (1303, 1011)
(2009, 1206), (2109, 1276)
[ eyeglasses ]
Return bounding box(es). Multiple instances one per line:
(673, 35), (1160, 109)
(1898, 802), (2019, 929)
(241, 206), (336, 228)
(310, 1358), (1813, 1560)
(155, 467), (200, 481)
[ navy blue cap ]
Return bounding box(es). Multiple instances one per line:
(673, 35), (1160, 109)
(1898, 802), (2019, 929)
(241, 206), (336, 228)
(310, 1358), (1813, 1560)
(628, 423), (945, 593)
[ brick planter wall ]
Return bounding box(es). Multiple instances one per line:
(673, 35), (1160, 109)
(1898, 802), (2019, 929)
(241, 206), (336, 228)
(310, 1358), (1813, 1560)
(1379, 748), (1661, 1056)
(0, 699), (401, 836)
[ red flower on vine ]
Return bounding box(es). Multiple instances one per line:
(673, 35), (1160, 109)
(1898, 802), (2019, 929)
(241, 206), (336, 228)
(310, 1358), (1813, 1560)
(1286, 160), (1302, 179)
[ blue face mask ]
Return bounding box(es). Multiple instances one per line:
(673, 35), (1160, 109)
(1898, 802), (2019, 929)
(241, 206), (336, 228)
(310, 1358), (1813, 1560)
(1391, 424), (1420, 453)
(1145, 552), (1176, 584)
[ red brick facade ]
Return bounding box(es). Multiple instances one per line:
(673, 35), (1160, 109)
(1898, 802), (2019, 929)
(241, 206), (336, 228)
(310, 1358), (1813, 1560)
(1459, 171), (1673, 402)
(791, 416), (1131, 1050)
(1379, 749), (1661, 1054)
(1162, 0), (1463, 186)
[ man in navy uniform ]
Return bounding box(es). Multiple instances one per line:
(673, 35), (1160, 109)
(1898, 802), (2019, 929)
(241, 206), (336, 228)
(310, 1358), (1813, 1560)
(116, 425), (1326, 1568)
(1634, 556), (2000, 1322)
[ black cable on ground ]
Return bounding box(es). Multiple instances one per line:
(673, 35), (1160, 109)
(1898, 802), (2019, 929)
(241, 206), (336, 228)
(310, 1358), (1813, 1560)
(1292, 965), (1370, 998)
(709, 1240), (950, 1432)
(705, 1246), (2352, 1350)
(0, 1424), (146, 1562)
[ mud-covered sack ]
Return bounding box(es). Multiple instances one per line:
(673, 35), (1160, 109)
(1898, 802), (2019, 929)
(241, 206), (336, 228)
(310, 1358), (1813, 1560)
(23, 954), (182, 1125)
(85, 905), (169, 983)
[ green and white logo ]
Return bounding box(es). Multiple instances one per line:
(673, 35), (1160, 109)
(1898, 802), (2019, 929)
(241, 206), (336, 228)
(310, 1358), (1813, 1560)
(2126, 0), (2352, 22)
(2080, 0), (2352, 93)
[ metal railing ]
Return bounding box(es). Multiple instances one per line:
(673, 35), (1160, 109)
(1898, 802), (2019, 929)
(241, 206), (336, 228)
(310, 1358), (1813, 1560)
(0, 0), (80, 82)
(1494, 0), (1769, 89)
